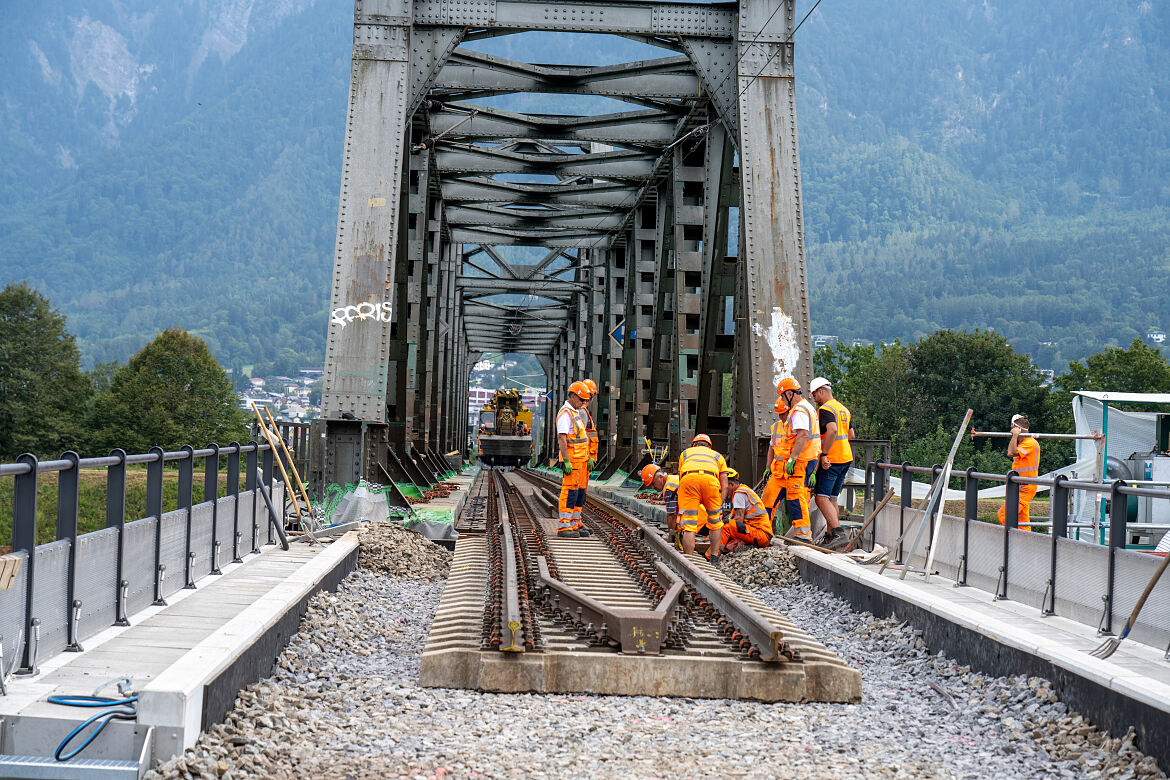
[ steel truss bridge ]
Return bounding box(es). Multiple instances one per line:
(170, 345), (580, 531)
(319, 0), (812, 487)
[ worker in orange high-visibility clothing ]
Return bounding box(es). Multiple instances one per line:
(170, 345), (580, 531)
(677, 434), (728, 560)
(760, 397), (791, 516)
(810, 377), (855, 547)
(641, 463), (680, 536)
(997, 414), (1040, 530)
(776, 378), (820, 541)
(556, 382), (595, 538)
(581, 379), (600, 472)
(718, 468), (773, 553)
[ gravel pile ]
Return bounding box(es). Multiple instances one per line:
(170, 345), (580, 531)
(719, 543), (800, 587)
(146, 531), (1167, 779)
(357, 520), (451, 580)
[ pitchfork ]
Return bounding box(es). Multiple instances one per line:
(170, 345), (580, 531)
(1091, 552), (1170, 659)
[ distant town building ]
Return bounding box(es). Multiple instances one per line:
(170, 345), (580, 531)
(1038, 369), (1056, 387)
(812, 334), (838, 350)
(1148, 330), (1166, 344)
(851, 338), (873, 348)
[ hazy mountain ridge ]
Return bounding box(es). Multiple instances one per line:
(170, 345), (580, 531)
(1, 0), (1168, 373)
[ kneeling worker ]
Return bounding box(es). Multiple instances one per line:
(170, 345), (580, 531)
(640, 463), (680, 536)
(718, 468), (773, 554)
(677, 434), (728, 560)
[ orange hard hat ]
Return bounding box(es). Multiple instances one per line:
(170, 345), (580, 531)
(568, 381), (592, 400)
(691, 433), (713, 447)
(774, 397), (789, 414)
(640, 463), (661, 486)
(777, 377), (802, 395)
(583, 379), (598, 394)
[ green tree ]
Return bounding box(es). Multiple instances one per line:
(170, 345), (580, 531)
(0, 282), (92, 459)
(1056, 339), (1170, 395)
(89, 329), (247, 454)
(88, 360), (120, 394)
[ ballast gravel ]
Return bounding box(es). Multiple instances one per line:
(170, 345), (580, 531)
(148, 525), (1167, 780)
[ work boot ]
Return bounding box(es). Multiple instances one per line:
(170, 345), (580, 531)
(576, 526), (593, 537)
(824, 526), (848, 549)
(557, 529), (581, 539)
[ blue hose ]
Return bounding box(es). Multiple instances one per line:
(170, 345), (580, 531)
(48, 694), (139, 761)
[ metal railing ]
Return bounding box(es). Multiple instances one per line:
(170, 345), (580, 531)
(865, 461), (1170, 643)
(0, 442), (287, 682)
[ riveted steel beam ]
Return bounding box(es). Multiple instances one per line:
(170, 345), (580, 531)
(428, 104), (681, 147)
(442, 176), (638, 207)
(412, 0), (737, 37)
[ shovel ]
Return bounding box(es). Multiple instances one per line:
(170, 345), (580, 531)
(844, 488), (895, 553)
(1090, 552), (1170, 659)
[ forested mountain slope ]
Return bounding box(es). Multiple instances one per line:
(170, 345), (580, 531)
(1, 0), (1167, 373)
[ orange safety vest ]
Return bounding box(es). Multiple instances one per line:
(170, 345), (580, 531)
(679, 446), (727, 478)
(557, 402), (590, 461)
(769, 419), (791, 465)
(663, 474), (679, 500)
(733, 485), (772, 536)
(582, 407), (599, 459)
(785, 399), (821, 461)
(1013, 436), (1040, 477)
(821, 398), (853, 464)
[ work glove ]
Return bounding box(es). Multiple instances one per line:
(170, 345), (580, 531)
(587, 458), (596, 471)
(808, 471), (817, 489)
(736, 519), (747, 535)
(562, 461), (573, 475)
(784, 457), (797, 475)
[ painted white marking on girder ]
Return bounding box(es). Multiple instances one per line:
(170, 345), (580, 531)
(752, 307), (800, 388)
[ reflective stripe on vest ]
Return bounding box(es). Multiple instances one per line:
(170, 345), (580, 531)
(734, 486), (771, 534)
(680, 446), (722, 476)
(1013, 436), (1040, 476)
(558, 403), (590, 460)
(663, 475), (680, 498)
(822, 398), (853, 463)
(786, 399), (821, 461)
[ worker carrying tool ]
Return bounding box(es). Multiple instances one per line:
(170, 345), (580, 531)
(556, 382), (595, 538)
(718, 468), (773, 553)
(810, 377), (854, 547)
(760, 397), (791, 516)
(641, 463), (680, 536)
(997, 414), (1040, 531)
(677, 434), (728, 560)
(775, 378), (820, 542)
(581, 378), (600, 472)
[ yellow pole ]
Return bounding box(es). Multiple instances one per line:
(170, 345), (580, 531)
(262, 405), (314, 515)
(250, 403), (304, 526)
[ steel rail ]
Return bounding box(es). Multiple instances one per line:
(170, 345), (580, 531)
(518, 470), (796, 663)
(491, 470), (526, 652)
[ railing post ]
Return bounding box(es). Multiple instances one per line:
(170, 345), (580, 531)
(179, 445), (195, 589)
(57, 452), (83, 652)
(262, 446), (276, 545)
(1103, 479), (1129, 636)
(205, 444), (221, 574)
(1045, 474), (1070, 616)
(13, 454), (38, 674)
(227, 442), (242, 563)
(245, 443), (259, 554)
(897, 462), (912, 565)
(873, 462), (887, 550)
(147, 446), (166, 606)
(959, 467), (977, 587)
(997, 469), (1019, 601)
(107, 449), (130, 626)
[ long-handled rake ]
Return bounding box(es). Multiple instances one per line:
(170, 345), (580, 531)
(1090, 552), (1170, 659)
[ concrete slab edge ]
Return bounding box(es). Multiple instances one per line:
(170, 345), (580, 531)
(793, 549), (1170, 773)
(138, 533), (361, 762)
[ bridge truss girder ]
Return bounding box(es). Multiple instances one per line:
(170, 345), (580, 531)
(319, 0), (812, 489)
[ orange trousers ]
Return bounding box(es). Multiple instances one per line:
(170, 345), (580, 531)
(997, 484), (1037, 530)
(721, 522), (772, 551)
(678, 473), (723, 534)
(761, 465), (785, 510)
(776, 458), (815, 540)
(558, 461), (588, 530)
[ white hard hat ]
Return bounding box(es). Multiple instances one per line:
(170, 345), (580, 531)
(809, 377), (832, 393)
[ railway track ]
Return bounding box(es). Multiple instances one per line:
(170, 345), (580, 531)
(420, 468), (861, 702)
